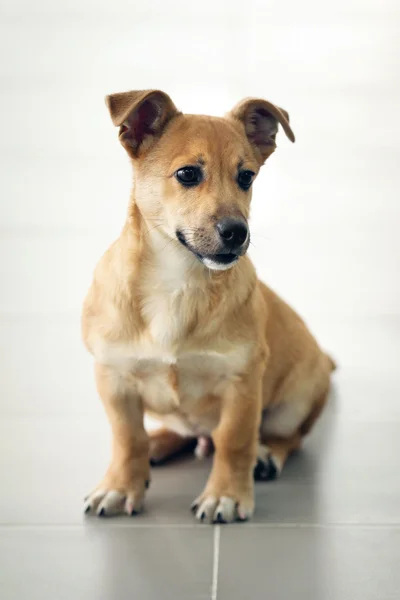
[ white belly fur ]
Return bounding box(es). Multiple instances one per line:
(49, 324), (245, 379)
(92, 337), (251, 435)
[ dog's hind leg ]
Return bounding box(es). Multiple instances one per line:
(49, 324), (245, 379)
(254, 433), (302, 481)
(149, 427), (195, 465)
(255, 389), (329, 481)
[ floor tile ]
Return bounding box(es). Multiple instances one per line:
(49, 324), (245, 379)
(251, 416), (400, 524)
(1, 412), (399, 526)
(0, 526), (213, 600)
(217, 526), (400, 600)
(0, 416), (209, 525)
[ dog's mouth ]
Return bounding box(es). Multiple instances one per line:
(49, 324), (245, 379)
(176, 231), (239, 271)
(198, 252), (239, 271)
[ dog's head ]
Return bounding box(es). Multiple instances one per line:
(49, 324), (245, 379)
(106, 90), (295, 271)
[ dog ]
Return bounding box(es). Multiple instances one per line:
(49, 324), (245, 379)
(82, 89), (335, 523)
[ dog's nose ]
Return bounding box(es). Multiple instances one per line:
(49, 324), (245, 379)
(216, 217), (248, 252)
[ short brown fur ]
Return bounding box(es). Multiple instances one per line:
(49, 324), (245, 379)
(82, 90), (334, 522)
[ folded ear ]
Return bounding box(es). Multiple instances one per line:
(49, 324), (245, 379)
(105, 89), (179, 157)
(228, 97), (295, 163)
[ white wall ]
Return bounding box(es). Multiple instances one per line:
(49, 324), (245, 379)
(0, 0), (399, 415)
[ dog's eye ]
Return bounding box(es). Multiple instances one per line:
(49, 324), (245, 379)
(237, 170), (255, 191)
(175, 166), (202, 187)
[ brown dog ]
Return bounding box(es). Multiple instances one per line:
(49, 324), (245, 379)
(82, 90), (335, 523)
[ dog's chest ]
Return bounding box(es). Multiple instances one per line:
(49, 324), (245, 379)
(92, 247), (250, 415)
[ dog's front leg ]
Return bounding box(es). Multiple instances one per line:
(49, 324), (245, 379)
(192, 364), (263, 524)
(84, 363), (150, 517)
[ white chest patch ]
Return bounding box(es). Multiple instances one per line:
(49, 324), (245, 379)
(141, 288), (187, 348)
(141, 236), (197, 347)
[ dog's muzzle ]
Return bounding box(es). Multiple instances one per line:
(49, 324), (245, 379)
(176, 220), (249, 271)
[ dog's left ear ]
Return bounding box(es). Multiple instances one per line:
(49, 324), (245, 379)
(228, 98), (295, 164)
(105, 89), (179, 157)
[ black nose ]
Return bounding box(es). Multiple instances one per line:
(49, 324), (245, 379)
(216, 217), (248, 252)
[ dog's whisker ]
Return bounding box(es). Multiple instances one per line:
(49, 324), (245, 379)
(144, 223), (164, 235)
(159, 236), (181, 254)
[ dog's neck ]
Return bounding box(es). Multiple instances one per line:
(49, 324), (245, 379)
(123, 200), (257, 317)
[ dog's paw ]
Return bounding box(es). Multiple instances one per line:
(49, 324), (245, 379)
(84, 475), (149, 517)
(194, 435), (213, 460)
(254, 444), (281, 481)
(191, 492), (254, 524)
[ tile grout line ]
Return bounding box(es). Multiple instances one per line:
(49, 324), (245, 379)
(0, 517), (400, 531)
(211, 525), (221, 600)
(2, 522), (400, 529)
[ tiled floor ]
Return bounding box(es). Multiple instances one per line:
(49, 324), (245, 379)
(1, 0), (399, 599)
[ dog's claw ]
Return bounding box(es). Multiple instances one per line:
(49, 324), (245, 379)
(214, 511), (226, 524)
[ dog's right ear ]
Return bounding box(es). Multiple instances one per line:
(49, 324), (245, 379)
(228, 97), (295, 165)
(105, 90), (179, 157)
